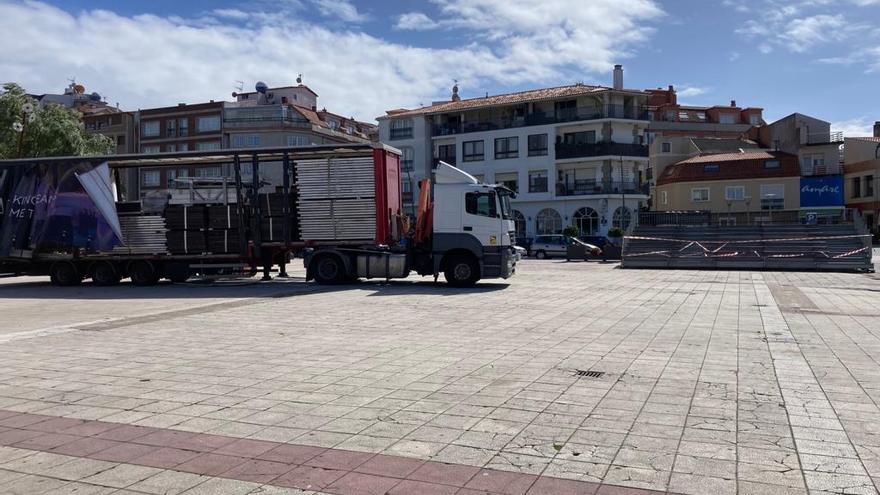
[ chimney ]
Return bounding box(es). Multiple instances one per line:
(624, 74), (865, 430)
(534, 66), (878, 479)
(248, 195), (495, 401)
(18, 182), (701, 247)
(731, 100), (737, 107)
(874, 121), (880, 138)
(613, 65), (623, 90)
(668, 85), (677, 105)
(451, 81), (460, 102)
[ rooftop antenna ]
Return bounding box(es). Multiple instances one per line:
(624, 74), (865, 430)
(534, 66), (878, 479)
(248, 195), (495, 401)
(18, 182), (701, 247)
(296, 74), (303, 84)
(234, 80), (244, 93)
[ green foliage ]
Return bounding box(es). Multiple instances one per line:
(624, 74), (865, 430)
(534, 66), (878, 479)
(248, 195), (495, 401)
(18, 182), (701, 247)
(0, 82), (114, 159)
(607, 227), (624, 237)
(562, 225), (580, 237)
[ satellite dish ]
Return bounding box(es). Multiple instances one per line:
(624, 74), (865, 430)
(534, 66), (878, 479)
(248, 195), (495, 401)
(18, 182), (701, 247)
(255, 81), (268, 94)
(296, 74), (302, 84)
(74, 84), (85, 94)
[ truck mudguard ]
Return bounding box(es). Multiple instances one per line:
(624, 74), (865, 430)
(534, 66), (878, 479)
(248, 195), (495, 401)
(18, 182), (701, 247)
(432, 232), (484, 274)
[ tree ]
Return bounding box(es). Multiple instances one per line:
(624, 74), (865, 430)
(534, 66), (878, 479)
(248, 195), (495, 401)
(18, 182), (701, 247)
(0, 83), (114, 159)
(562, 225), (580, 238)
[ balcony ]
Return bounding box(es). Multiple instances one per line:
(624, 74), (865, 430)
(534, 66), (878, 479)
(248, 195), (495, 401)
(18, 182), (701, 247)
(556, 181), (648, 197)
(431, 104), (648, 136)
(224, 106), (311, 129)
(805, 131), (844, 145)
(555, 141), (648, 159)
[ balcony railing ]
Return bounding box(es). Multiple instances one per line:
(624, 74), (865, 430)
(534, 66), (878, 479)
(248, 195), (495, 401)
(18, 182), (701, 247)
(528, 178), (548, 193)
(555, 141), (649, 159)
(224, 107), (311, 128)
(556, 181), (648, 197)
(431, 104), (648, 136)
(390, 128), (414, 140)
(805, 131), (844, 144)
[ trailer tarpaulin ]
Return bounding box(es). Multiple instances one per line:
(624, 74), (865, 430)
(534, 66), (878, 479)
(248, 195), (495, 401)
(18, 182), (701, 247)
(76, 163), (123, 243)
(0, 161), (121, 259)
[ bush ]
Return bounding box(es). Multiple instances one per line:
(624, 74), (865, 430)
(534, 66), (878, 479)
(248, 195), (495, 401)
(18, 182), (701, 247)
(562, 225), (580, 237)
(607, 227), (624, 237)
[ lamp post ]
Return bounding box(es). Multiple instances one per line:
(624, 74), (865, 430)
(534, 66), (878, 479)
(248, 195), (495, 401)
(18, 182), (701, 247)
(13, 101), (35, 158)
(744, 196), (752, 225)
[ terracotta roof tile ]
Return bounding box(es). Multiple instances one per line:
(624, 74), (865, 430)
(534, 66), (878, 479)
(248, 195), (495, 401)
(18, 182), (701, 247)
(658, 151), (799, 185)
(384, 83), (620, 117)
(848, 136), (880, 142)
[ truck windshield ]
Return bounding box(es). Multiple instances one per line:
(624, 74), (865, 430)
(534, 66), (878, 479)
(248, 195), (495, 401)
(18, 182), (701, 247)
(498, 191), (513, 220)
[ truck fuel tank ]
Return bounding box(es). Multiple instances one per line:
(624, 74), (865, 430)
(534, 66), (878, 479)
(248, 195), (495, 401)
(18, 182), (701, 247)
(356, 253), (408, 279)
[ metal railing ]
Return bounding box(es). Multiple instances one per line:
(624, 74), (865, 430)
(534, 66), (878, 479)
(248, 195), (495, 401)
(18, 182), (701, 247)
(431, 104), (648, 136)
(556, 181), (647, 196)
(638, 210), (855, 227)
(805, 131), (844, 144)
(390, 128), (414, 140)
(555, 141), (648, 159)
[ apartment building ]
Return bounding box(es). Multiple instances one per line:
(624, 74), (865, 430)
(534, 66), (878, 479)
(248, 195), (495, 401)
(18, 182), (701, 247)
(378, 65), (650, 237)
(645, 86), (764, 199)
(655, 151), (801, 216)
(843, 123), (880, 233)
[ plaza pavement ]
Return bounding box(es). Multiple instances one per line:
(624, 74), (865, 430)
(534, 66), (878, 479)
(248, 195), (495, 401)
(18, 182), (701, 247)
(0, 260), (879, 494)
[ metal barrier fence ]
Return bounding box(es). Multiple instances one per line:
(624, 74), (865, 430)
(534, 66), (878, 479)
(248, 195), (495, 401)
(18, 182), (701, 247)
(638, 210), (856, 227)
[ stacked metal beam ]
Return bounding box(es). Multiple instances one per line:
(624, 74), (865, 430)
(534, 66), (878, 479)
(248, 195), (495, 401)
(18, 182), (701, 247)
(296, 156), (376, 241)
(112, 214), (168, 255)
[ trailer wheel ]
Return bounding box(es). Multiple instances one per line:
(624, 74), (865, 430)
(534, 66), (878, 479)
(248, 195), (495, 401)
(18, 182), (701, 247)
(313, 255), (345, 285)
(444, 254), (479, 288)
(50, 262), (82, 287)
(129, 261), (159, 286)
(91, 262), (120, 286)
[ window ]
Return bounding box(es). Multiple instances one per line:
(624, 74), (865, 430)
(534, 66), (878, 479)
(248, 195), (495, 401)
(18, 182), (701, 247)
(696, 112), (706, 121)
(495, 172), (518, 193)
(142, 121), (160, 137)
(196, 166), (222, 178)
(852, 177), (862, 198)
(760, 184), (784, 210)
(536, 208), (562, 235)
(719, 113), (736, 124)
(177, 143), (188, 152)
(704, 164), (720, 173)
(463, 140), (484, 162)
(287, 135), (310, 146)
(465, 192), (497, 217)
(401, 147), (414, 172)
(178, 118), (189, 137)
(764, 160), (780, 169)
(166, 119), (176, 137)
(528, 134), (548, 156)
(678, 111), (689, 121)
(867, 175), (875, 197)
(612, 207), (632, 230)
(529, 170), (548, 193)
(437, 144), (456, 164)
(197, 115), (221, 133)
(513, 210), (526, 237)
(661, 142), (671, 153)
(116, 135), (125, 146)
(142, 170), (160, 187)
(749, 114), (761, 125)
(801, 154), (825, 174)
(232, 135), (261, 148)
(167, 169), (177, 187)
(562, 131), (596, 145)
(725, 186), (745, 201)
(665, 110), (676, 121)
(661, 190), (668, 205)
(401, 180), (412, 195)
(389, 119), (413, 140)
(691, 188), (710, 202)
(495, 137), (519, 159)
(572, 207), (599, 235)
(196, 141), (221, 151)
(141, 144), (160, 154)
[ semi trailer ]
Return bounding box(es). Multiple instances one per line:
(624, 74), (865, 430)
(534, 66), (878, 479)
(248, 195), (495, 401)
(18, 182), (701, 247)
(0, 143), (516, 287)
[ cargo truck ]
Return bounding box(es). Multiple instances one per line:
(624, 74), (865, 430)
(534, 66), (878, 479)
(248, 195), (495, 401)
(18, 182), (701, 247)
(0, 144), (516, 287)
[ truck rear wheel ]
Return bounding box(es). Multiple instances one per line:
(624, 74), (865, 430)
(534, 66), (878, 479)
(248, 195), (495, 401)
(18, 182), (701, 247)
(313, 255), (345, 285)
(164, 262), (191, 283)
(50, 262), (82, 287)
(444, 255), (479, 288)
(91, 262), (120, 286)
(129, 261), (159, 286)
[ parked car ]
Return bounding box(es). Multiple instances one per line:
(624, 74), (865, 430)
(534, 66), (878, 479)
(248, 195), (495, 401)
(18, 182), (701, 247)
(515, 236), (533, 256)
(532, 235), (601, 259)
(513, 245), (527, 261)
(578, 235), (610, 249)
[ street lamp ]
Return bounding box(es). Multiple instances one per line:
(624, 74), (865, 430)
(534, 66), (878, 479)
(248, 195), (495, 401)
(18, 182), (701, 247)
(12, 101), (35, 158)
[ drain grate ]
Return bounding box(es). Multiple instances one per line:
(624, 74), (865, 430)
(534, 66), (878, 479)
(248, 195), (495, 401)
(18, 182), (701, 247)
(575, 369), (605, 379)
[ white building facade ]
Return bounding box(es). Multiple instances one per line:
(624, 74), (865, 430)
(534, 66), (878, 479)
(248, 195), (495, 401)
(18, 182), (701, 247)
(378, 68), (650, 238)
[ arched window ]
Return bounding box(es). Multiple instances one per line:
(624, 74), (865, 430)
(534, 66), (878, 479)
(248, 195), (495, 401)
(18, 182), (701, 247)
(536, 208), (562, 235)
(612, 206), (632, 230)
(572, 207), (599, 235)
(513, 210), (526, 237)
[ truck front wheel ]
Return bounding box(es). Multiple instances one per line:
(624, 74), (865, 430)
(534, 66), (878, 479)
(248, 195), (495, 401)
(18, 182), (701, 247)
(444, 255), (479, 288)
(313, 255), (345, 285)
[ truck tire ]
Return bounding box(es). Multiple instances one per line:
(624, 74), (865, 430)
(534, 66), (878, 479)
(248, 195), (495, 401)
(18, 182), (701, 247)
(91, 262), (120, 286)
(164, 262), (191, 283)
(444, 254), (479, 288)
(129, 261), (159, 286)
(50, 262), (82, 287)
(313, 255), (345, 285)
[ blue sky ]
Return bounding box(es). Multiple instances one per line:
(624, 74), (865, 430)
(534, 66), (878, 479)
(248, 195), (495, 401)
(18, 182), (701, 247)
(1, 0), (879, 134)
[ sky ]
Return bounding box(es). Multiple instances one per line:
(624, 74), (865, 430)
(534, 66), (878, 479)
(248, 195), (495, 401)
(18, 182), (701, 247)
(1, 0), (879, 135)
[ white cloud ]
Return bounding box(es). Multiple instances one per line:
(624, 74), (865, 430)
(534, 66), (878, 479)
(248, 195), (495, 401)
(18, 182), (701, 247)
(729, 51), (741, 61)
(677, 86), (708, 98)
(310, 0), (368, 23)
(832, 117), (876, 137)
(0, 1), (664, 121)
(396, 12), (439, 31)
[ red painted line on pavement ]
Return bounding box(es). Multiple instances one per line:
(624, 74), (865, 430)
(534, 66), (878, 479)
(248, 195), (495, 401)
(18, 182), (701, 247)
(0, 410), (675, 495)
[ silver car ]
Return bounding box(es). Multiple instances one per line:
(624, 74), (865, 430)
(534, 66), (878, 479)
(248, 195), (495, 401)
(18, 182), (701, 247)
(532, 235), (601, 259)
